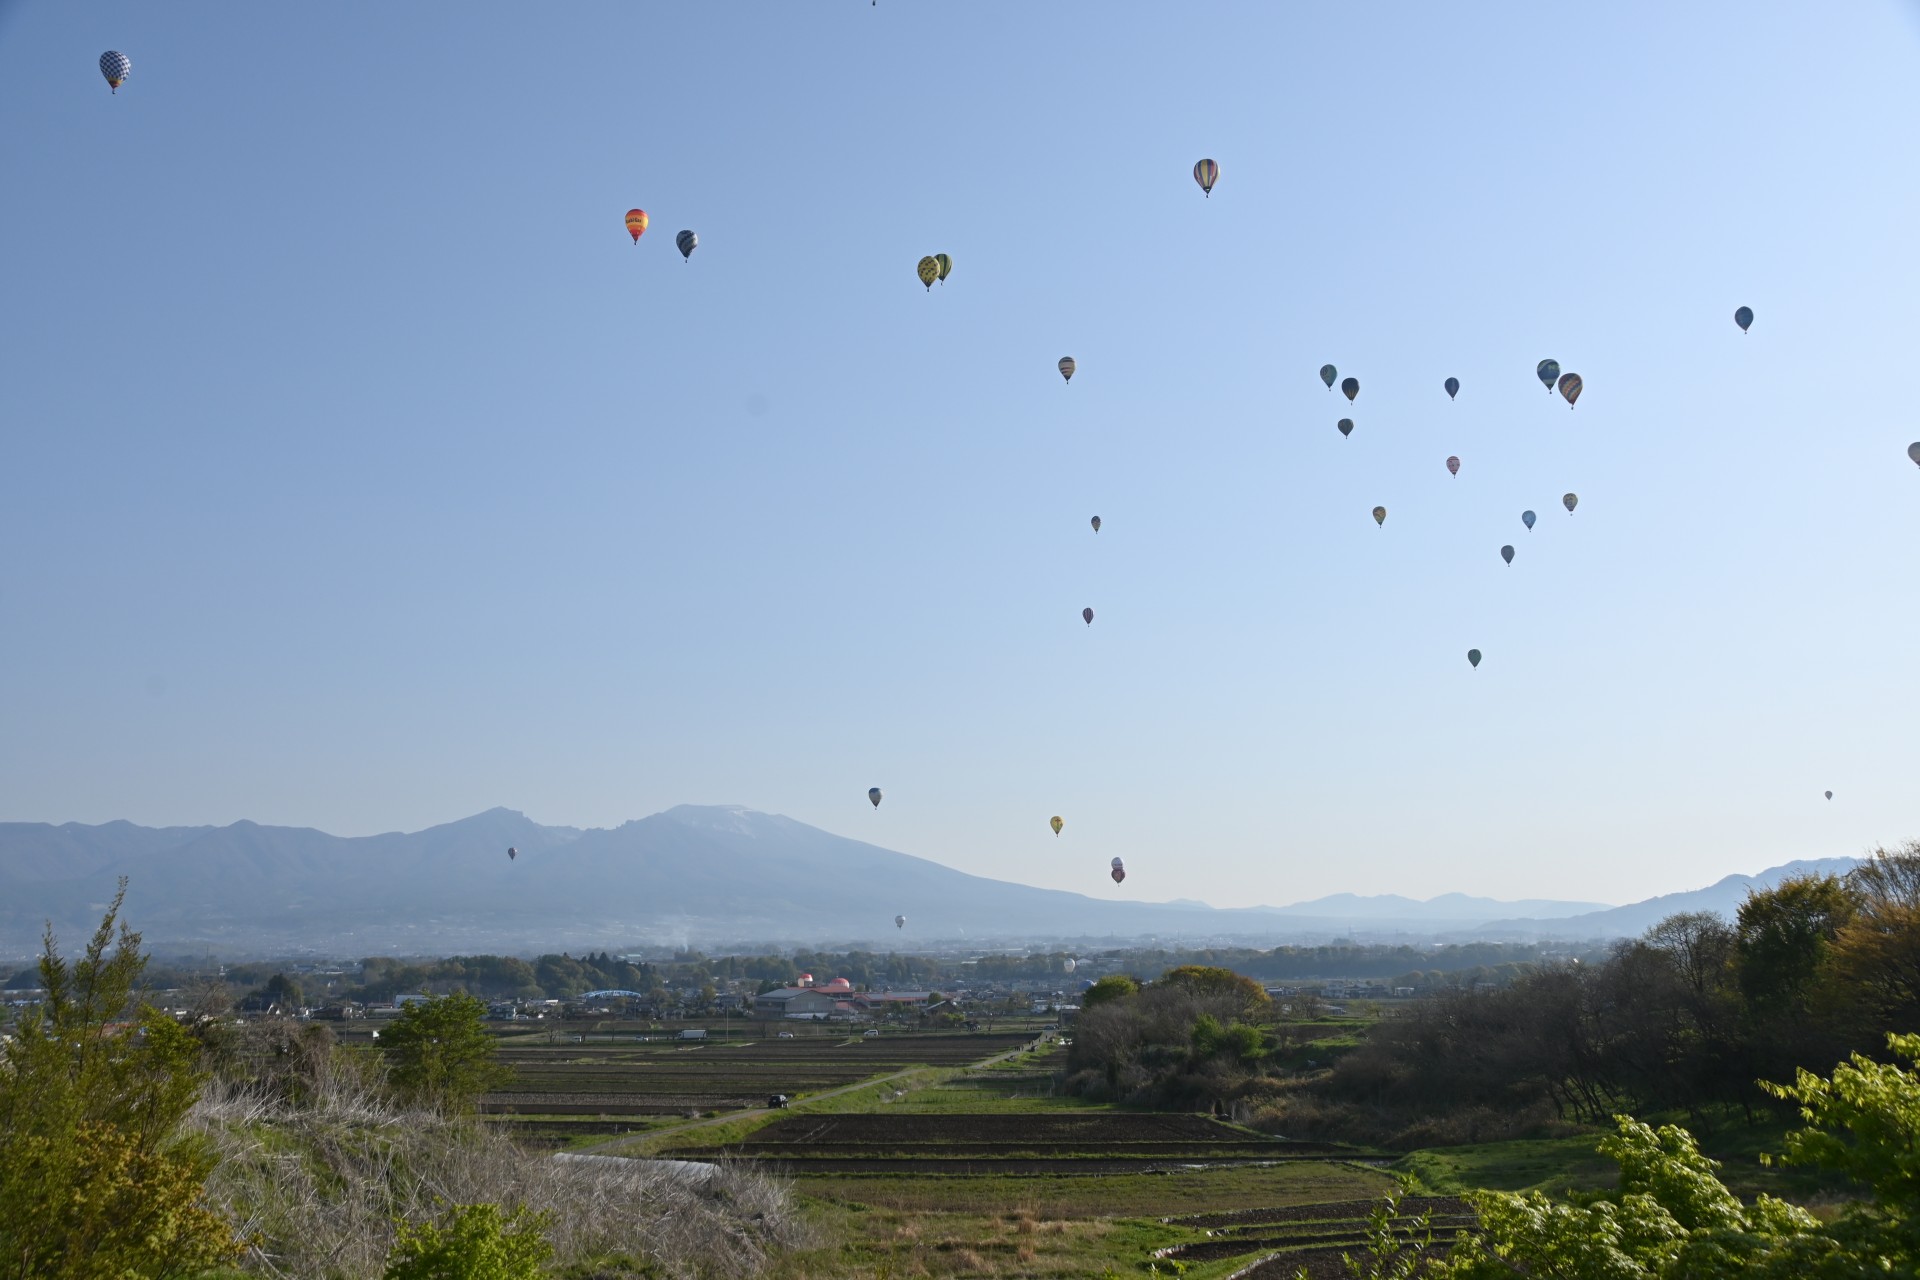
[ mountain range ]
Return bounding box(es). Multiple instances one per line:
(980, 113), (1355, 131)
(0, 806), (1860, 958)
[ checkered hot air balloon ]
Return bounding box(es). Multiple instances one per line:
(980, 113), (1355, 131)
(99, 51), (131, 93)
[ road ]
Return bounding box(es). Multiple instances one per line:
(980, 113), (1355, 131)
(589, 1035), (1043, 1157)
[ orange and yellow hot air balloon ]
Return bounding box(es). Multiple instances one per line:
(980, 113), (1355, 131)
(625, 209), (649, 244)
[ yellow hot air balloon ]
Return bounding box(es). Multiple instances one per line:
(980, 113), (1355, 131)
(917, 256), (940, 290)
(624, 209), (648, 243)
(1050, 816), (1064, 836)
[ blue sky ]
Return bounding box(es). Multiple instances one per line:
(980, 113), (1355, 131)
(2, 3), (1916, 910)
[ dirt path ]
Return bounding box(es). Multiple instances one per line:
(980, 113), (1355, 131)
(588, 1035), (1042, 1156)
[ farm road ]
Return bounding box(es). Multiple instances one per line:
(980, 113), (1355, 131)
(589, 1035), (1043, 1157)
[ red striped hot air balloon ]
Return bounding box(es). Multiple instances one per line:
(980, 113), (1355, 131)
(625, 209), (648, 243)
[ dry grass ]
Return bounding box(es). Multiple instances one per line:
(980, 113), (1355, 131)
(190, 1061), (806, 1279)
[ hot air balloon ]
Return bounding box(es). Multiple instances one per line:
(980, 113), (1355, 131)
(507, 846), (518, 862)
(1111, 857), (1124, 869)
(1468, 649), (1482, 669)
(869, 787), (883, 808)
(1341, 377), (1360, 403)
(1193, 158), (1219, 196)
(1444, 377), (1460, 400)
(917, 256), (939, 290)
(1063, 958), (1077, 973)
(1111, 867), (1126, 884)
(676, 230), (698, 261)
(99, 50), (131, 93)
(1522, 510), (1536, 530)
(1563, 493), (1578, 513)
(625, 209), (648, 243)
(895, 914), (907, 929)
(1372, 506), (1387, 527)
(1735, 305), (1753, 333)
(1082, 607), (1094, 626)
(1908, 442), (1920, 468)
(1090, 516), (1101, 533)
(1501, 544), (1514, 565)
(1446, 456), (1460, 477)
(1059, 357), (1076, 383)
(1558, 372), (1582, 407)
(1320, 364), (1337, 390)
(1825, 791), (1833, 801)
(935, 253), (952, 283)
(1050, 816), (1064, 836)
(1337, 419), (1354, 438)
(1537, 360), (1560, 392)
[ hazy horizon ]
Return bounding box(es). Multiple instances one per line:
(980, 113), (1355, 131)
(3, 4), (1916, 910)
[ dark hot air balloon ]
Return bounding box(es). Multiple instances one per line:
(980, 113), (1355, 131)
(1320, 364), (1337, 390)
(99, 50), (131, 93)
(1563, 492), (1578, 513)
(1501, 544), (1514, 565)
(895, 914), (906, 929)
(1082, 607), (1094, 626)
(1050, 816), (1064, 836)
(507, 846), (517, 861)
(1341, 376), (1360, 403)
(1825, 791), (1833, 801)
(1467, 649), (1482, 668)
(1908, 442), (1920, 468)
(1059, 356), (1076, 383)
(1111, 867), (1126, 884)
(1522, 510), (1536, 530)
(676, 230), (697, 260)
(1372, 506), (1387, 527)
(1537, 360), (1560, 392)
(1558, 372), (1582, 407)
(1735, 306), (1753, 333)
(935, 253), (952, 283)
(1090, 516), (1101, 533)
(1337, 418), (1354, 437)
(1446, 456), (1460, 477)
(868, 787), (883, 808)
(1444, 377), (1460, 400)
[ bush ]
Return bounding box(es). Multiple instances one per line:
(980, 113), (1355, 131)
(384, 1203), (553, 1280)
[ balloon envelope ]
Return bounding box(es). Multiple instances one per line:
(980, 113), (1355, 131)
(1468, 649), (1482, 668)
(935, 253), (952, 282)
(1444, 377), (1460, 400)
(1372, 506), (1387, 526)
(1320, 364), (1337, 389)
(1537, 359), (1560, 391)
(1825, 791), (1833, 801)
(1908, 442), (1920, 467)
(868, 787), (883, 808)
(1341, 376), (1360, 402)
(1193, 158), (1219, 195)
(917, 256), (939, 289)
(1090, 516), (1101, 533)
(1337, 418), (1354, 438)
(1558, 372), (1583, 406)
(99, 50), (130, 91)
(625, 209), (648, 242)
(1058, 356), (1076, 383)
(1563, 493), (1579, 513)
(1050, 816), (1064, 836)
(676, 230), (697, 260)
(895, 915), (906, 929)
(507, 846), (517, 861)
(1522, 510), (1536, 530)
(1111, 867), (1126, 884)
(1501, 544), (1514, 564)
(1082, 607), (1094, 625)
(1063, 958), (1076, 973)
(1735, 305), (1753, 332)
(1446, 456), (1460, 476)
(1110, 857), (1125, 869)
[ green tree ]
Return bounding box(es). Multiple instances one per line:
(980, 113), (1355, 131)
(1081, 974), (1140, 1009)
(381, 992), (512, 1111)
(0, 882), (244, 1278)
(383, 1203), (552, 1280)
(1160, 964), (1271, 1014)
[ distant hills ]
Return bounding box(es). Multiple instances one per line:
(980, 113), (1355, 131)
(0, 806), (1861, 958)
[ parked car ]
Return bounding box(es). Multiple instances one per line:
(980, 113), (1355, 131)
(777, 1031), (795, 1038)
(862, 1029), (881, 1037)
(767, 1093), (790, 1109)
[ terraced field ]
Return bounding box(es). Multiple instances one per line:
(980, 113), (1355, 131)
(482, 1030), (1036, 1145)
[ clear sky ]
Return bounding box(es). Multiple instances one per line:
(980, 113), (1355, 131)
(2, 3), (1916, 910)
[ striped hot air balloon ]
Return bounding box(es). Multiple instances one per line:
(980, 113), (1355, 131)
(676, 230), (697, 261)
(1558, 372), (1583, 407)
(1058, 356), (1076, 383)
(625, 209), (648, 243)
(1193, 158), (1219, 196)
(935, 253), (952, 283)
